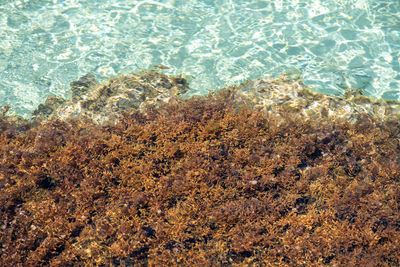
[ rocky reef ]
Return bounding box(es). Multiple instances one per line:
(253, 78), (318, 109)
(234, 77), (400, 123)
(1, 72), (400, 265)
(32, 71), (400, 125)
(33, 71), (189, 124)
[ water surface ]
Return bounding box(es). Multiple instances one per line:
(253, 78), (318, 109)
(0, 0), (399, 115)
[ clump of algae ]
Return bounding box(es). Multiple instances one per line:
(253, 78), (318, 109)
(0, 72), (400, 266)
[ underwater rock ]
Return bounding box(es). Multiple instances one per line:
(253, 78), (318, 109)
(32, 95), (66, 119)
(0, 105), (32, 133)
(233, 77), (400, 123)
(33, 71), (189, 124)
(32, 71), (400, 125)
(70, 73), (98, 98)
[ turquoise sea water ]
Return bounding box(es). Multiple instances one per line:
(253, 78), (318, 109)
(0, 0), (399, 116)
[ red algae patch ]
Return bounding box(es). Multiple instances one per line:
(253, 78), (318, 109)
(1, 74), (400, 265)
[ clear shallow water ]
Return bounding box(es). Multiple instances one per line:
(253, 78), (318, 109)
(0, 0), (399, 116)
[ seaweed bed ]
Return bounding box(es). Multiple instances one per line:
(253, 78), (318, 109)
(1, 72), (400, 266)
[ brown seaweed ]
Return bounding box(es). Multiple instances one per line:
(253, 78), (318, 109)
(1, 76), (400, 266)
